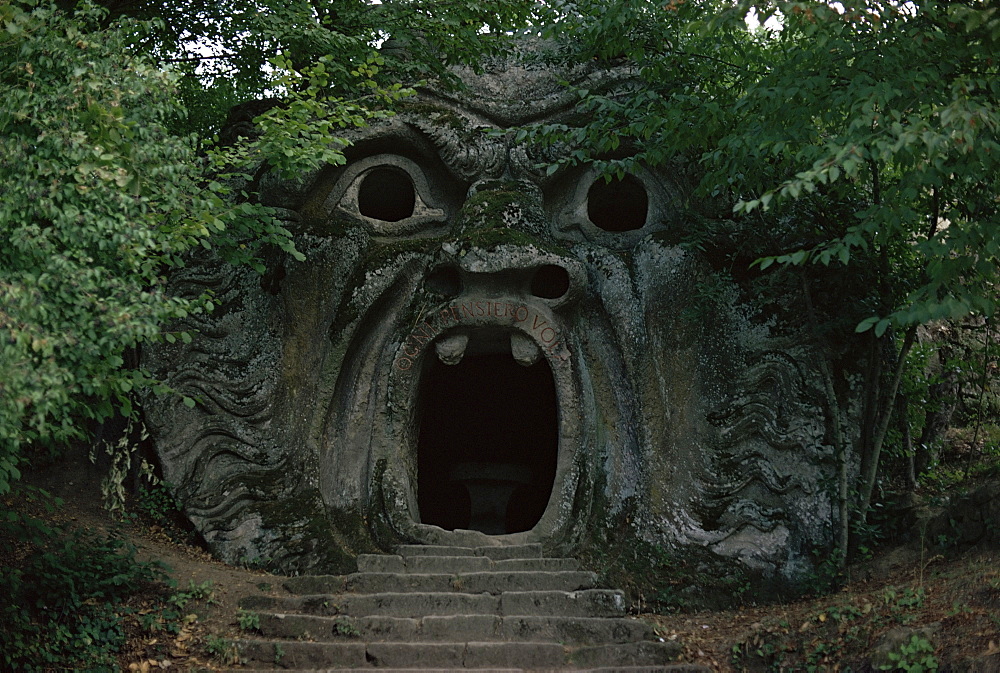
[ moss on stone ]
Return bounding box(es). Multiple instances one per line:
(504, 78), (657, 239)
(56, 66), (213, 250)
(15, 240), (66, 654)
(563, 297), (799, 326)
(464, 226), (534, 249)
(327, 237), (441, 340)
(257, 489), (354, 574)
(455, 200), (572, 256)
(462, 230), (573, 260)
(575, 494), (762, 612)
(221, 469), (376, 575)
(368, 235), (445, 262)
(367, 457), (406, 551)
(455, 188), (523, 233)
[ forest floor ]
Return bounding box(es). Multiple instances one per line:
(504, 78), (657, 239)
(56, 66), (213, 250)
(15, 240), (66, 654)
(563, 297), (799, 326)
(9, 450), (1000, 672)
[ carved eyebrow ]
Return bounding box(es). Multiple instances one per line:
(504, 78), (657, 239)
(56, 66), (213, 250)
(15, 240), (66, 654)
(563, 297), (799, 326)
(404, 117), (507, 184)
(341, 121), (439, 165)
(332, 117), (479, 187)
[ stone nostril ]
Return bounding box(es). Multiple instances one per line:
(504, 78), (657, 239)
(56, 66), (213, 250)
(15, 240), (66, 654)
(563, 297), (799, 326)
(426, 265), (462, 297)
(530, 264), (571, 300)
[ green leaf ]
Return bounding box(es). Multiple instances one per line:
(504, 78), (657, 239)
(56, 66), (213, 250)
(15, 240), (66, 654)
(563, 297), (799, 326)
(856, 317), (879, 333)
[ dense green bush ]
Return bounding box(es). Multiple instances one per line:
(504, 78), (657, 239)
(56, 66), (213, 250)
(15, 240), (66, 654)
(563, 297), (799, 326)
(0, 490), (168, 670)
(0, 0), (302, 492)
(1, 1), (209, 488)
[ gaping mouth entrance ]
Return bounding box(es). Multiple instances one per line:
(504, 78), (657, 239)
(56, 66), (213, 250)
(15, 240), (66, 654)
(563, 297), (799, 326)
(416, 330), (558, 535)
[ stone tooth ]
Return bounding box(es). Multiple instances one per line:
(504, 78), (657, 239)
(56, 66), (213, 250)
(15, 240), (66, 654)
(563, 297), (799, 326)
(510, 332), (541, 367)
(435, 333), (469, 365)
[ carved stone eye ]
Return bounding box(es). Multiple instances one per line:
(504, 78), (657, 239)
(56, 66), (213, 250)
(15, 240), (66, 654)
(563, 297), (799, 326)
(358, 167), (416, 222)
(324, 153), (446, 235)
(587, 174), (648, 232)
(552, 166), (665, 246)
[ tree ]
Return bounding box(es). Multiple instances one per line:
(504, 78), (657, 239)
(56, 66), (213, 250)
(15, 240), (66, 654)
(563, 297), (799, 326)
(533, 0), (998, 563)
(71, 0), (548, 138)
(0, 0), (297, 492)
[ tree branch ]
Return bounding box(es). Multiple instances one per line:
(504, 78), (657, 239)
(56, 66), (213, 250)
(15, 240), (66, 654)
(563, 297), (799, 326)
(161, 52), (243, 64)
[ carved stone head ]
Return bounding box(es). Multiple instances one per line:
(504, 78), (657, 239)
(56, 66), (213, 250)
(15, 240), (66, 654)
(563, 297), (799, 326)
(144, 43), (836, 602)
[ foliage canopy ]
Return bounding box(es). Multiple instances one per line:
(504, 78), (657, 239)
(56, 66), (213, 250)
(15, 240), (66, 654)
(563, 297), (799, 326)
(536, 0), (998, 332)
(1, 1), (215, 491)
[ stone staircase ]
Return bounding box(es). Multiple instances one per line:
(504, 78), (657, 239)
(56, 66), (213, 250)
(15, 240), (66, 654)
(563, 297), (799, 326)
(231, 543), (707, 671)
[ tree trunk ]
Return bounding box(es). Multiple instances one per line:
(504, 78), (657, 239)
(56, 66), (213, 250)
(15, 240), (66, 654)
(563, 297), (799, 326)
(852, 325), (918, 555)
(855, 334), (884, 504)
(898, 393), (917, 490)
(916, 365), (959, 477)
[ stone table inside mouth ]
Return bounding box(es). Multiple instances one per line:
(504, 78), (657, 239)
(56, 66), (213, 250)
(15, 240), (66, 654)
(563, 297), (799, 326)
(450, 462), (535, 535)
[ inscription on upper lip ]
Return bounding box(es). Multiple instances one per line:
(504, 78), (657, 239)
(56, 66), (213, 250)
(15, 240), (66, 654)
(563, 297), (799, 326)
(394, 299), (571, 371)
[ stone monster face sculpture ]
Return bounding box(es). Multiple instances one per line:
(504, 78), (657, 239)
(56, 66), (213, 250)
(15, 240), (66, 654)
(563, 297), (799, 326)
(144, 49), (836, 595)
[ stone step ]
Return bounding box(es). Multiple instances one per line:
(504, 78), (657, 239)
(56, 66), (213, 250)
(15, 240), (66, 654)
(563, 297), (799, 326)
(501, 590), (626, 617)
(360, 555), (490, 574)
(396, 544), (543, 560)
(240, 589), (625, 619)
(226, 549), (702, 671)
(255, 613), (654, 645)
(359, 554), (580, 574)
(283, 571), (599, 596)
(501, 616), (654, 644)
(235, 669), (709, 673)
(232, 639), (690, 670)
(241, 592), (498, 618)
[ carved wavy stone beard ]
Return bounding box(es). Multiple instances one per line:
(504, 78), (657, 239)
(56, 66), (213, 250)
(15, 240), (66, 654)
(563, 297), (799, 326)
(143, 45), (841, 594)
(143, 232), (374, 573)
